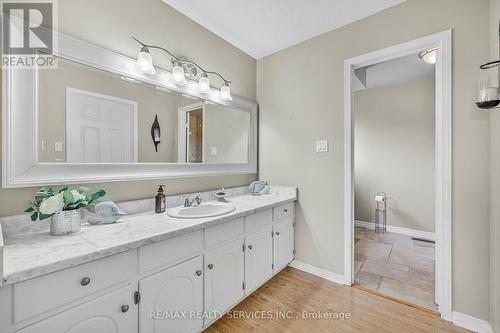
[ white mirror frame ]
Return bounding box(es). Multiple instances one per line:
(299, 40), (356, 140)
(2, 32), (258, 188)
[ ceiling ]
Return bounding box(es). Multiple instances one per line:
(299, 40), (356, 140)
(162, 0), (406, 59)
(354, 53), (435, 91)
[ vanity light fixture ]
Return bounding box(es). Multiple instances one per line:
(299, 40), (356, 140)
(132, 37), (232, 99)
(418, 48), (438, 65)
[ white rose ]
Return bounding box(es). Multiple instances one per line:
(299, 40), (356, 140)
(71, 190), (86, 202)
(39, 194), (64, 215)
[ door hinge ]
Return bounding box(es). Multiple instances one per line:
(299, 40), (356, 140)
(242, 243), (245, 252)
(134, 291), (141, 304)
(272, 263), (274, 270)
(293, 249), (296, 255)
(242, 281), (245, 290)
(271, 231), (274, 237)
(293, 222), (296, 227)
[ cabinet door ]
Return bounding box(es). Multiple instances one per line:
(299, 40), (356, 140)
(18, 285), (136, 333)
(204, 238), (245, 324)
(139, 256), (203, 333)
(274, 219), (295, 272)
(245, 225), (273, 294)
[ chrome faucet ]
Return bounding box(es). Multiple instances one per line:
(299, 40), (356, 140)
(184, 195), (202, 207)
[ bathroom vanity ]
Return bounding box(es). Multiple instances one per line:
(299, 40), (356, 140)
(0, 186), (296, 333)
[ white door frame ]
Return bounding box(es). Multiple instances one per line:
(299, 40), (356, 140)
(177, 102), (205, 163)
(343, 30), (452, 321)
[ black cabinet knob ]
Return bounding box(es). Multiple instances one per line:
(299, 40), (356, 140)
(121, 305), (129, 313)
(196, 270), (202, 276)
(275, 232), (280, 236)
(208, 264), (214, 270)
(248, 245), (253, 250)
(80, 277), (91, 286)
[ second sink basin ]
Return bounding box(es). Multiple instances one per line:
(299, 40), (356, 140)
(167, 202), (236, 219)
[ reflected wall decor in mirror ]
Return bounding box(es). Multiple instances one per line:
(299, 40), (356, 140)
(2, 33), (257, 188)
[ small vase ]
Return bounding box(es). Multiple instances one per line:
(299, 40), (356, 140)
(50, 209), (81, 236)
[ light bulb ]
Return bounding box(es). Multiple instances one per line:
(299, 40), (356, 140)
(198, 73), (210, 93)
(172, 62), (187, 85)
(220, 82), (232, 100)
(134, 47), (156, 75)
(419, 48), (437, 65)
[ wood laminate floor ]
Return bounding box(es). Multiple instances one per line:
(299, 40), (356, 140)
(204, 267), (469, 333)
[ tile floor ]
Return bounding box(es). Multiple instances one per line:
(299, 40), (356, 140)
(354, 226), (437, 310)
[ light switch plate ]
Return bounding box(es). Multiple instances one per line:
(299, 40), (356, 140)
(210, 146), (218, 156)
(54, 141), (64, 152)
(316, 140), (328, 153)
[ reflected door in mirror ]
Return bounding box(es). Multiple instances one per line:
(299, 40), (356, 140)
(66, 88), (138, 163)
(186, 109), (203, 163)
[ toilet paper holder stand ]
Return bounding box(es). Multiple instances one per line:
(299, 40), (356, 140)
(374, 192), (387, 233)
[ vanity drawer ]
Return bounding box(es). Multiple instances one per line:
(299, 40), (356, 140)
(205, 218), (244, 248)
(13, 250), (134, 323)
(138, 230), (203, 274)
(245, 209), (272, 233)
(273, 202), (294, 221)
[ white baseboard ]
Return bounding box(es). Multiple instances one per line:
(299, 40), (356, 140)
(355, 220), (435, 241)
(288, 260), (346, 285)
(452, 311), (493, 333)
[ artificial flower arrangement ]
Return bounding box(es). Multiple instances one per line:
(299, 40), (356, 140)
(25, 186), (106, 221)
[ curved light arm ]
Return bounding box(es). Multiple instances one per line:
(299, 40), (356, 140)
(131, 37), (232, 84)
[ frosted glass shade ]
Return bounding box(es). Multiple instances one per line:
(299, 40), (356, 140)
(198, 75), (210, 93)
(172, 64), (187, 85)
(135, 49), (156, 75)
(220, 84), (232, 100)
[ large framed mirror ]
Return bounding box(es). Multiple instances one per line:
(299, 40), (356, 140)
(2, 33), (257, 188)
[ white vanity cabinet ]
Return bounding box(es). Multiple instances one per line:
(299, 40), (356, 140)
(17, 285), (136, 333)
(2, 200), (296, 333)
(139, 256), (204, 333)
(244, 225), (273, 294)
(204, 238), (245, 323)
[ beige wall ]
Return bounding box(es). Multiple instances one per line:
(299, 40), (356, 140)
(354, 76), (435, 233)
(0, 0), (257, 217)
(490, 0), (500, 331)
(258, 0), (491, 320)
(203, 104), (250, 164)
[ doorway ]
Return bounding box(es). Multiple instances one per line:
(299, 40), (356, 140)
(343, 31), (452, 320)
(177, 102), (205, 163)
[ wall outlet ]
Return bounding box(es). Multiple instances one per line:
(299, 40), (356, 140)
(316, 140), (328, 153)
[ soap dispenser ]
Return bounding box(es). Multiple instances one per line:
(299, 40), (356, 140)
(155, 185), (166, 213)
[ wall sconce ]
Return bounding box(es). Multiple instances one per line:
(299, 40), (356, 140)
(418, 48), (438, 65)
(132, 37), (232, 100)
(151, 115), (161, 152)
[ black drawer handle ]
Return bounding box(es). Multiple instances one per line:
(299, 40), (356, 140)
(80, 277), (91, 286)
(121, 305), (129, 313)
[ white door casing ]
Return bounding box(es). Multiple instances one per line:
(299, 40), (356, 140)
(66, 88), (138, 163)
(343, 30), (452, 320)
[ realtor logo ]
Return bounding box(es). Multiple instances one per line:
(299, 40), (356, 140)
(2, 0), (58, 68)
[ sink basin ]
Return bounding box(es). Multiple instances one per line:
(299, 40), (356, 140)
(167, 202), (236, 219)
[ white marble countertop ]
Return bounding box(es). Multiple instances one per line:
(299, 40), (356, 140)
(2, 186), (297, 285)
